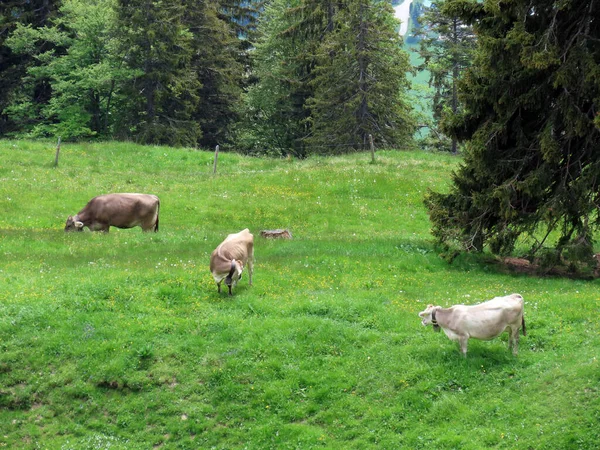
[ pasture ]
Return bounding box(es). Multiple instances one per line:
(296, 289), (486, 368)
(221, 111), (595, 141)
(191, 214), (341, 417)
(0, 140), (598, 449)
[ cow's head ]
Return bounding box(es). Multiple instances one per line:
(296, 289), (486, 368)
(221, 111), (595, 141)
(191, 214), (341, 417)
(224, 260), (244, 294)
(419, 304), (441, 329)
(65, 215), (84, 232)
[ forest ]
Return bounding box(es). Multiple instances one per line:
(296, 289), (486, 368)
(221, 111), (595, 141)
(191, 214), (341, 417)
(0, 0), (418, 156)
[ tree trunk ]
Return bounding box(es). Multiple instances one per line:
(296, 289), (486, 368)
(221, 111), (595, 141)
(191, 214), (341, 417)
(451, 18), (459, 154)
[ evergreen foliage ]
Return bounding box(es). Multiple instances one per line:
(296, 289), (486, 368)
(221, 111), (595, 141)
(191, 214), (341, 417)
(218, 0), (263, 72)
(0, 0), (61, 135)
(414, 0), (476, 153)
(426, 0), (600, 273)
(236, 0), (317, 157)
(0, 0), (245, 147)
(115, 0), (201, 146)
(305, 0), (415, 153)
(1, 0), (414, 152)
(240, 0), (415, 156)
(183, 0), (243, 149)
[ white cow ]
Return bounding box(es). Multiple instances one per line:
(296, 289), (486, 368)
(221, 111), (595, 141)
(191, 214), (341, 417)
(210, 229), (254, 296)
(418, 293), (526, 357)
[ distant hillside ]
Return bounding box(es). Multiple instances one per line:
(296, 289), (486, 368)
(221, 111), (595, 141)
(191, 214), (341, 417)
(393, 0), (430, 42)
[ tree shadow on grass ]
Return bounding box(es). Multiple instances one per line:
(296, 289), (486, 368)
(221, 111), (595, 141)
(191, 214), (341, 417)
(437, 246), (600, 280)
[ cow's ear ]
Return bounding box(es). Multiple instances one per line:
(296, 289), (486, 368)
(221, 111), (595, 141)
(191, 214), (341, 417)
(236, 259), (244, 270)
(427, 304), (434, 309)
(75, 221), (84, 228)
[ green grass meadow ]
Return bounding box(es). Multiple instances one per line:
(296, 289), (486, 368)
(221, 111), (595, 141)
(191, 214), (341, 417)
(1, 140), (599, 449)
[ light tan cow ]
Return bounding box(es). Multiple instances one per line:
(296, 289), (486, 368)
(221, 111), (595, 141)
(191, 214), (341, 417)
(65, 193), (160, 232)
(418, 293), (526, 357)
(210, 229), (254, 295)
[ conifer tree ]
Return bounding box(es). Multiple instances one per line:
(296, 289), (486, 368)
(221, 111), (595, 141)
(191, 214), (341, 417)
(218, 0), (263, 74)
(183, 0), (243, 148)
(278, 0), (340, 156)
(115, 0), (201, 146)
(238, 0), (336, 156)
(414, 0), (475, 153)
(236, 0), (306, 155)
(426, 0), (600, 272)
(305, 0), (415, 152)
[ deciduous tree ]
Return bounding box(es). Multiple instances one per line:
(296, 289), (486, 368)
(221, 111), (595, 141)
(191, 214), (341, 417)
(5, 0), (136, 139)
(0, 0), (61, 135)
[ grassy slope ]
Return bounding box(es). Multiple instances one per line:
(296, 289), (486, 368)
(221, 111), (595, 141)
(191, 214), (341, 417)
(0, 140), (598, 449)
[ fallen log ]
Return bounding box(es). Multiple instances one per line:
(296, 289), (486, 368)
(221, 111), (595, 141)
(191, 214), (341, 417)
(260, 229), (292, 239)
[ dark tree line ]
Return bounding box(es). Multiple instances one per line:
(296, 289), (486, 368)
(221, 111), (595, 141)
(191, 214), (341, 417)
(0, 0), (416, 154)
(0, 0), (258, 148)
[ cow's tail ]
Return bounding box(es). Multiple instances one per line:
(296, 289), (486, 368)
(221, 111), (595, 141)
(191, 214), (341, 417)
(225, 260), (236, 286)
(521, 315), (526, 336)
(154, 198), (160, 232)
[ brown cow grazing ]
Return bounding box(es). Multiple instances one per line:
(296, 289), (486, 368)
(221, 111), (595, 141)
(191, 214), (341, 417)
(65, 193), (160, 232)
(210, 228), (254, 296)
(418, 293), (526, 357)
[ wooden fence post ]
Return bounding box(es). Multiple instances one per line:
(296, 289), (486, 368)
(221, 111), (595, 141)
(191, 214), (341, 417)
(54, 137), (61, 167)
(369, 134), (375, 163)
(213, 145), (219, 175)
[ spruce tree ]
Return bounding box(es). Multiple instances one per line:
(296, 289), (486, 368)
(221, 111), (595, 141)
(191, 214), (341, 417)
(218, 0), (263, 75)
(278, 0), (340, 156)
(183, 0), (243, 148)
(237, 0), (335, 157)
(236, 0), (306, 156)
(426, 0), (600, 272)
(414, 0), (476, 153)
(305, 0), (415, 153)
(115, 0), (201, 146)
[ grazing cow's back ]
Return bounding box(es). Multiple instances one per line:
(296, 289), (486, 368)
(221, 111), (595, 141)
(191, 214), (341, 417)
(65, 193), (160, 232)
(419, 293), (526, 356)
(210, 229), (254, 295)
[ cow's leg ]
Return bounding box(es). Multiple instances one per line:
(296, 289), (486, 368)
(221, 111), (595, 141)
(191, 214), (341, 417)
(511, 327), (520, 355)
(458, 336), (469, 357)
(92, 222), (110, 232)
(506, 327), (514, 353)
(228, 285), (233, 296)
(142, 218), (158, 232)
(248, 257), (253, 286)
(217, 282), (221, 293)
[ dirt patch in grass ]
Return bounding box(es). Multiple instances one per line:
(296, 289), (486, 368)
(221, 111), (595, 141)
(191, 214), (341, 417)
(494, 254), (600, 279)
